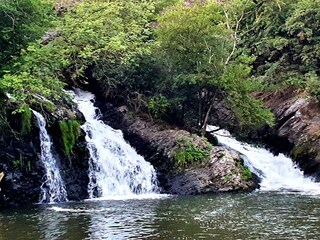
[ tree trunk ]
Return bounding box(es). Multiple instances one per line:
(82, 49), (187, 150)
(201, 98), (214, 136)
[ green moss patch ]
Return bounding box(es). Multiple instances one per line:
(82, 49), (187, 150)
(174, 136), (212, 170)
(20, 105), (32, 136)
(59, 120), (81, 156)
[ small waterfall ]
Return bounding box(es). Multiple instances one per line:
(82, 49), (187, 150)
(208, 126), (320, 195)
(71, 89), (158, 199)
(32, 110), (68, 203)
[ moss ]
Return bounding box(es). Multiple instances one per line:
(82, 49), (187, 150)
(291, 145), (305, 159)
(241, 165), (253, 181)
(59, 120), (81, 156)
(236, 158), (253, 181)
(290, 144), (317, 161)
(43, 101), (56, 112)
(174, 136), (212, 170)
(20, 105), (32, 136)
(225, 174), (232, 182)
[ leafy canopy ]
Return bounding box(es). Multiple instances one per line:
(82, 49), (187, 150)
(0, 0), (55, 68)
(155, 0), (274, 131)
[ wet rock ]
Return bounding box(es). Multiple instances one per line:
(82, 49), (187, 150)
(0, 106), (89, 207)
(100, 105), (258, 195)
(169, 147), (258, 195)
(257, 89), (320, 180)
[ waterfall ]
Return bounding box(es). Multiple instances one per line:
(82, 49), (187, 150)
(208, 126), (320, 195)
(71, 89), (158, 199)
(32, 110), (68, 203)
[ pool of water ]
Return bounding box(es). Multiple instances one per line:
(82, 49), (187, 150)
(1, 192), (320, 239)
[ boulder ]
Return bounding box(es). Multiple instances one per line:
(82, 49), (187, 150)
(100, 104), (259, 195)
(169, 147), (258, 195)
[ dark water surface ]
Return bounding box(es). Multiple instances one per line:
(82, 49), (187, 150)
(1, 193), (320, 240)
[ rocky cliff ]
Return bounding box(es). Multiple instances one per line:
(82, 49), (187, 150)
(0, 104), (89, 207)
(257, 88), (320, 180)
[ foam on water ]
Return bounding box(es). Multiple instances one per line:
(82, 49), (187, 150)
(71, 89), (159, 199)
(208, 126), (320, 195)
(32, 110), (68, 203)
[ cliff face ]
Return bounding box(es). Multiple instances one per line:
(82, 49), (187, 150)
(0, 106), (89, 207)
(257, 89), (320, 179)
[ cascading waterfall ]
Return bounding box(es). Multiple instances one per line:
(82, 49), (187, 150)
(71, 89), (158, 199)
(208, 126), (320, 194)
(32, 110), (68, 203)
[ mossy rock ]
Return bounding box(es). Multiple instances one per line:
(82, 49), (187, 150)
(173, 135), (212, 170)
(291, 143), (318, 162)
(59, 120), (81, 156)
(21, 107), (32, 135)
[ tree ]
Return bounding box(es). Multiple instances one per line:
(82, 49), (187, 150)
(156, 0), (273, 134)
(0, 0), (157, 107)
(0, 0), (54, 69)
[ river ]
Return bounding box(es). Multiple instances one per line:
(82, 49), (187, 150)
(1, 193), (320, 239)
(2, 91), (320, 239)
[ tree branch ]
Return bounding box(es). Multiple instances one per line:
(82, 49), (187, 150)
(224, 8), (244, 65)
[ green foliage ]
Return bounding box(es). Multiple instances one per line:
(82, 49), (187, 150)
(12, 155), (32, 171)
(148, 94), (170, 119)
(59, 120), (81, 156)
(174, 136), (212, 170)
(13, 158), (23, 169)
(154, 0), (179, 13)
(240, 165), (252, 181)
(306, 72), (320, 102)
(156, 0), (274, 131)
(20, 105), (32, 135)
(237, 0), (320, 98)
(60, 0), (156, 94)
(225, 174), (232, 182)
(0, 0), (157, 116)
(0, 0), (277, 136)
(0, 0), (158, 109)
(0, 0), (55, 67)
(157, 0), (229, 74)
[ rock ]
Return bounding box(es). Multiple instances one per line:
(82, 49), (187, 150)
(99, 104), (259, 195)
(256, 89), (320, 180)
(0, 105), (89, 208)
(168, 147), (258, 195)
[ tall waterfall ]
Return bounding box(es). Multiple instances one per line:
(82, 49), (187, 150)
(208, 126), (320, 195)
(71, 89), (158, 199)
(32, 110), (68, 203)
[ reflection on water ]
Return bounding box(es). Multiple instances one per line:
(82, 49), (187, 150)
(1, 193), (320, 239)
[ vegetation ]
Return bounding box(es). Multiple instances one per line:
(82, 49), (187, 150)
(155, 0), (274, 133)
(20, 105), (32, 136)
(237, 0), (320, 100)
(174, 136), (212, 170)
(0, 0), (55, 69)
(240, 165), (252, 181)
(59, 120), (81, 156)
(0, 0), (319, 143)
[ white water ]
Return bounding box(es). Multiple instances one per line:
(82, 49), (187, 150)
(208, 126), (320, 195)
(71, 89), (158, 199)
(32, 110), (68, 203)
